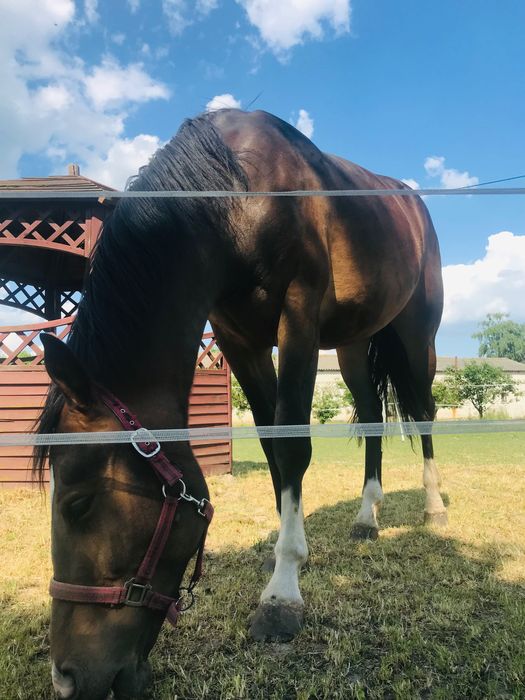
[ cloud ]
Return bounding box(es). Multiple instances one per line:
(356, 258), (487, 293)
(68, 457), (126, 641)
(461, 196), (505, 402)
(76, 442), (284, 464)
(162, 0), (192, 36)
(83, 134), (163, 189)
(0, 306), (42, 329)
(424, 155), (478, 189)
(402, 178), (420, 190)
(84, 0), (99, 23)
(127, 0), (140, 12)
(294, 109), (314, 139)
(197, 0), (218, 14)
(442, 232), (525, 324)
(84, 59), (170, 111)
(0, 3), (168, 179)
(237, 0), (351, 56)
(206, 93), (242, 111)
(112, 33), (126, 45)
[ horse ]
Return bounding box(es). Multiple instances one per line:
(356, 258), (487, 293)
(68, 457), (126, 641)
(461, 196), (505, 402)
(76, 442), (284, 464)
(34, 108), (447, 699)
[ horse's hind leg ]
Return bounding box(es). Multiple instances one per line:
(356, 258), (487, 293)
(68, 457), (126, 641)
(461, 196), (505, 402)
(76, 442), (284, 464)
(392, 321), (448, 526)
(337, 341), (384, 540)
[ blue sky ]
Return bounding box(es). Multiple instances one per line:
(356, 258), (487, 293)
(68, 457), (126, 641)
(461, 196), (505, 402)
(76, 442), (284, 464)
(1, 0), (524, 357)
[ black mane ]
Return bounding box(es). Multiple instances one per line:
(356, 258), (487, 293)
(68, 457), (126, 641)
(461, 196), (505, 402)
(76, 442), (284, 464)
(34, 112), (248, 479)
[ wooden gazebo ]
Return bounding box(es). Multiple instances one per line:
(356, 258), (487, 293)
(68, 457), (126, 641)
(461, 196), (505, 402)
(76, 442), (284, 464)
(0, 168), (232, 486)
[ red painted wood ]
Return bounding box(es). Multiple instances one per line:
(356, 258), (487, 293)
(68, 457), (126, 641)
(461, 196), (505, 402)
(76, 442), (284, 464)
(0, 351), (232, 485)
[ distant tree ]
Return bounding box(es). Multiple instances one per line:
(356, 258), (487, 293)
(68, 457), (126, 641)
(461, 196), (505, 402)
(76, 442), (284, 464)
(445, 361), (520, 419)
(432, 380), (461, 409)
(312, 386), (343, 424)
(473, 313), (525, 363)
(231, 375), (250, 414)
(337, 380), (354, 408)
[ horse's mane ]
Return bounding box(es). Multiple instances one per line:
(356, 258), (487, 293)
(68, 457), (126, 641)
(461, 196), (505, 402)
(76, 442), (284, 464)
(33, 112), (248, 480)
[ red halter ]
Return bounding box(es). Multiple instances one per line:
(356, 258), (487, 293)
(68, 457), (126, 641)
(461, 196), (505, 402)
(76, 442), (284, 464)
(49, 389), (213, 627)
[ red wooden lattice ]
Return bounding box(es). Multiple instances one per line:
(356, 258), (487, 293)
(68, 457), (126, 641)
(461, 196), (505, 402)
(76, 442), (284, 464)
(196, 332), (224, 369)
(0, 317), (74, 366)
(0, 208), (88, 256)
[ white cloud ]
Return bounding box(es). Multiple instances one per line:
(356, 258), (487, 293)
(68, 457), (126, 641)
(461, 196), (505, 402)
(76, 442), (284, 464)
(402, 178), (420, 190)
(112, 33), (126, 45)
(162, 0), (192, 36)
(0, 306), (42, 329)
(294, 109), (314, 139)
(442, 232), (525, 324)
(84, 59), (170, 111)
(84, 134), (162, 189)
(162, 0), (218, 35)
(0, 1), (168, 181)
(84, 0), (99, 23)
(127, 0), (140, 12)
(197, 0), (218, 14)
(237, 0), (351, 56)
(206, 93), (242, 111)
(424, 155), (478, 189)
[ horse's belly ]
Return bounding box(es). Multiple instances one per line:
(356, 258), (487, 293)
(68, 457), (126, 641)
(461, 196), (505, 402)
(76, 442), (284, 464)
(318, 277), (416, 349)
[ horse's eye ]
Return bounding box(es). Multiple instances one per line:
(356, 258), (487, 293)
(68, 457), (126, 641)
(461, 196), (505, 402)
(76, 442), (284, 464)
(65, 495), (94, 521)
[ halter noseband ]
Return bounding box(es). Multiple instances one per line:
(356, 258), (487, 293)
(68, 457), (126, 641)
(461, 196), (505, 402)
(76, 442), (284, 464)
(49, 389), (213, 627)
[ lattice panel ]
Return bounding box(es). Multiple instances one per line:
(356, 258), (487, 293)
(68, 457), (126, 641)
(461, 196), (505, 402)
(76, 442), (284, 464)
(196, 333), (224, 369)
(0, 279), (46, 317)
(0, 207), (87, 254)
(0, 318), (73, 366)
(60, 290), (81, 316)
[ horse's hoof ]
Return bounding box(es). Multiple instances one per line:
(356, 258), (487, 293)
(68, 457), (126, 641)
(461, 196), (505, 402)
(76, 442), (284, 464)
(249, 601), (303, 642)
(261, 555), (275, 572)
(350, 523), (379, 540)
(424, 511), (448, 527)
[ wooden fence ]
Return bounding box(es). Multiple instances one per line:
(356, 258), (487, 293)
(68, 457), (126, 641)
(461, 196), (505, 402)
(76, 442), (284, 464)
(0, 319), (231, 487)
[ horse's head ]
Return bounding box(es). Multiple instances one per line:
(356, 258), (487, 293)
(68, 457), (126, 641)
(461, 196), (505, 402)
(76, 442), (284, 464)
(40, 334), (210, 700)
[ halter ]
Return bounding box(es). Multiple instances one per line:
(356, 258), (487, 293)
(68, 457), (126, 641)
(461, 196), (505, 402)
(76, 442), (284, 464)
(49, 389), (213, 627)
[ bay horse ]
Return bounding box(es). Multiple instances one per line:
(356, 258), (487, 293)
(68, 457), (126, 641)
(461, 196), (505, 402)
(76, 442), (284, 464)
(35, 109), (447, 699)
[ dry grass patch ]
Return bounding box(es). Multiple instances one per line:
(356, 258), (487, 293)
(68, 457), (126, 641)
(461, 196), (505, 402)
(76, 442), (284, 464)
(1, 433), (524, 699)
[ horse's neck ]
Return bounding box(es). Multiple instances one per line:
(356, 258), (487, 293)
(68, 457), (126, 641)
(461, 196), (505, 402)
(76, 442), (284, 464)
(112, 272), (215, 430)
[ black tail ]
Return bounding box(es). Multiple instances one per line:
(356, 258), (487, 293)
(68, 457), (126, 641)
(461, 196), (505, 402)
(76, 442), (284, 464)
(369, 324), (433, 425)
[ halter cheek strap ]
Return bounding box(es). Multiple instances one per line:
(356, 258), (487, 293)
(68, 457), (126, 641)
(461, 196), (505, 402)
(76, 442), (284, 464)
(49, 389), (213, 627)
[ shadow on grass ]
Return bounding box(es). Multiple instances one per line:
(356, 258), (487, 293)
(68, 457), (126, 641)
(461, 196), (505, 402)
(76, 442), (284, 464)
(2, 489), (524, 700)
(232, 460), (268, 477)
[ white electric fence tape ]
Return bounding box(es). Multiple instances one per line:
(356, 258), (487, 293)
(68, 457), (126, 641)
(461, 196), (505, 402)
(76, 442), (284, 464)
(1, 419), (524, 447)
(1, 188), (525, 201)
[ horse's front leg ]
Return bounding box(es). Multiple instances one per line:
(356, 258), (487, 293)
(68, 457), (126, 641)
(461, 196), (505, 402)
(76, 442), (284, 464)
(249, 279), (321, 641)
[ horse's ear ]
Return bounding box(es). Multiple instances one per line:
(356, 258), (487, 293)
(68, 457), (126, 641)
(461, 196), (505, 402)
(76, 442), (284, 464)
(41, 333), (93, 410)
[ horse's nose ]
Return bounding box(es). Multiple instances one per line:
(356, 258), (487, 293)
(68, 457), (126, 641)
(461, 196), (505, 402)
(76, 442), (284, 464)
(51, 662), (76, 699)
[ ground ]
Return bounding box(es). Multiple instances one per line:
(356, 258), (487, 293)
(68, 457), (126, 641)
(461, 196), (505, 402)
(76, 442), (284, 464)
(1, 433), (524, 699)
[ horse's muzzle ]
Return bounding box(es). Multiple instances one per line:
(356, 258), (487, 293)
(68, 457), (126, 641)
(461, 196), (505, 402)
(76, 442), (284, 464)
(51, 659), (152, 700)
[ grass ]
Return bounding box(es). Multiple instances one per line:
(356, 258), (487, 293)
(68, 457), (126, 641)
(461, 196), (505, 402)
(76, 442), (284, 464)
(1, 433), (524, 699)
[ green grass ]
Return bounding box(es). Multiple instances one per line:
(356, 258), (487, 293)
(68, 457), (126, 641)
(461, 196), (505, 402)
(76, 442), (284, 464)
(1, 433), (524, 699)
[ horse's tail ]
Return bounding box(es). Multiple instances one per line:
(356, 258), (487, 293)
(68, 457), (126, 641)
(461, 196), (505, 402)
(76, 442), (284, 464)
(368, 324), (432, 426)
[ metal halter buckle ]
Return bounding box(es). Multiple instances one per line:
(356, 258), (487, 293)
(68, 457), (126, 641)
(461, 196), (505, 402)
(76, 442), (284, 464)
(123, 579), (152, 606)
(162, 483), (209, 519)
(130, 428), (161, 458)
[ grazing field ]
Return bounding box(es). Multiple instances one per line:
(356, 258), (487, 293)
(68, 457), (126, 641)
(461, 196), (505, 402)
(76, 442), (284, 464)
(1, 433), (524, 699)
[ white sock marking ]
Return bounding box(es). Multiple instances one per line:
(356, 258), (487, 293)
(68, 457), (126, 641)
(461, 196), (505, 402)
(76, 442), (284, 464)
(423, 458), (446, 514)
(354, 478), (383, 529)
(260, 488), (308, 606)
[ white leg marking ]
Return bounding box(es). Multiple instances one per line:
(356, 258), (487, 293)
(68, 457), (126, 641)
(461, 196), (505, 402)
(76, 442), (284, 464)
(354, 478), (383, 529)
(423, 458), (446, 514)
(51, 662), (75, 699)
(50, 464), (55, 502)
(260, 488), (308, 605)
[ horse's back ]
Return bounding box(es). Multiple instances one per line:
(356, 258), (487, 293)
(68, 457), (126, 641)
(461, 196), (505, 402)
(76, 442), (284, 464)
(210, 109), (442, 348)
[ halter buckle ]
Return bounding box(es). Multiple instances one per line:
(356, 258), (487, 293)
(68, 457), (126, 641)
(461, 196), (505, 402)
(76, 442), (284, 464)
(130, 428), (161, 458)
(124, 579), (152, 606)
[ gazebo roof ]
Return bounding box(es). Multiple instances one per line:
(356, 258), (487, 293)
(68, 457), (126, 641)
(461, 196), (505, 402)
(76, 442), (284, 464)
(0, 174), (113, 193)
